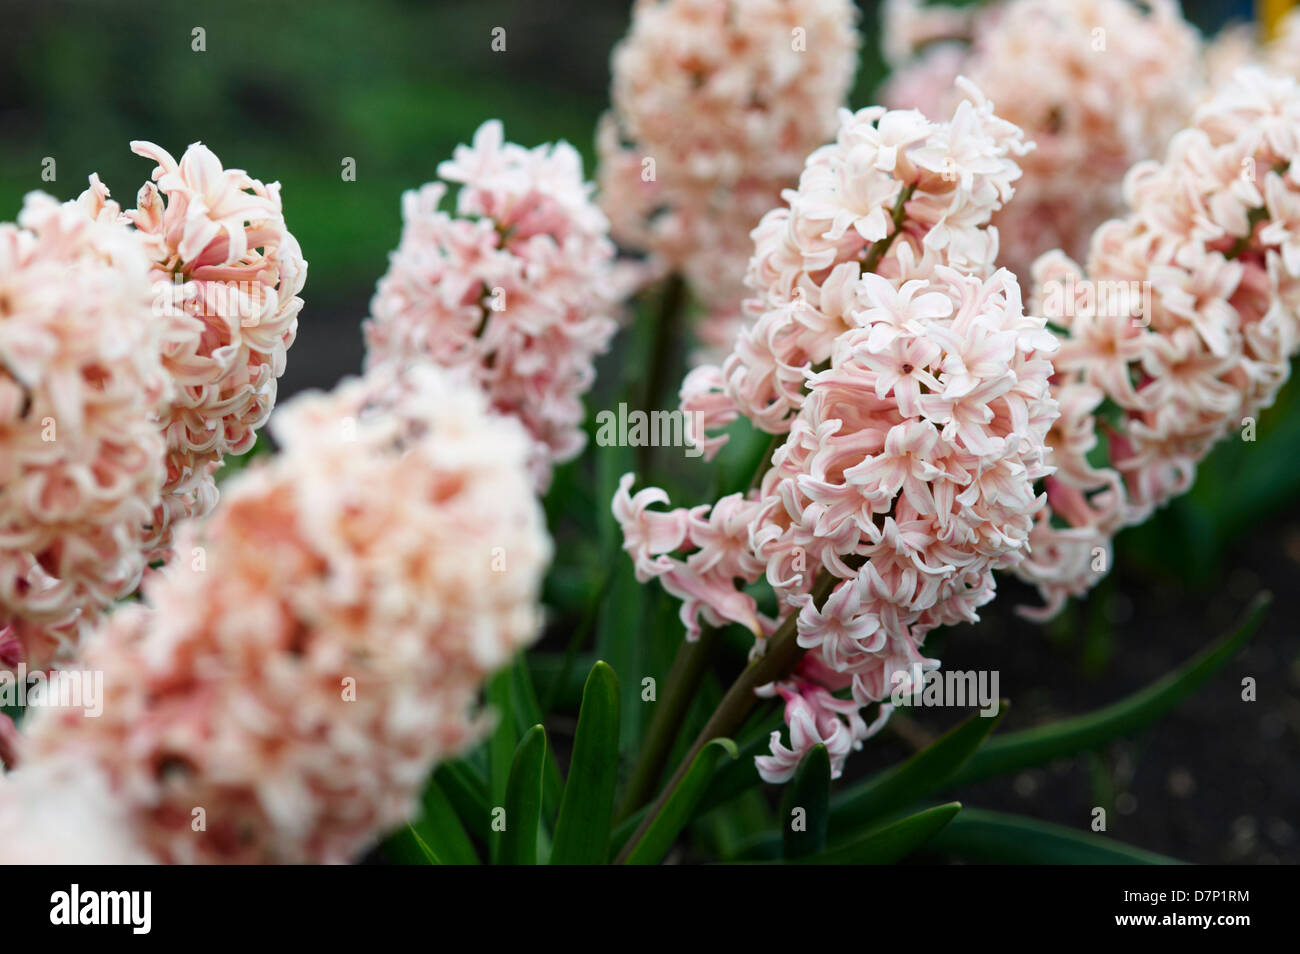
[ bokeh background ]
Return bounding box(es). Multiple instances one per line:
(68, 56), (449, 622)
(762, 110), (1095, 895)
(2, 0), (1295, 863)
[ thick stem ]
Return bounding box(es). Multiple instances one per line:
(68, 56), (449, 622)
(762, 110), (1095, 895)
(615, 623), (721, 821)
(637, 273), (688, 473)
(613, 562), (856, 864)
(616, 271), (694, 809)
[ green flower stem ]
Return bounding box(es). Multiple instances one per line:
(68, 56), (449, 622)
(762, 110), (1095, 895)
(614, 560), (859, 864)
(615, 623), (722, 822)
(637, 272), (688, 474)
(614, 270), (695, 817)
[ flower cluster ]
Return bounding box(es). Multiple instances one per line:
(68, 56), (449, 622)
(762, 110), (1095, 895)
(696, 81), (1031, 442)
(617, 87), (1059, 780)
(596, 0), (860, 356)
(1016, 68), (1300, 616)
(20, 364), (550, 863)
(129, 141), (307, 559)
(757, 267), (1056, 704)
(879, 0), (1203, 281)
(0, 188), (169, 671)
(366, 121), (618, 490)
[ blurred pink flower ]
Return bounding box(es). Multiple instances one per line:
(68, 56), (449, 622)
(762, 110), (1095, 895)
(23, 364), (550, 863)
(1016, 68), (1300, 616)
(880, 0), (1203, 282)
(597, 0), (860, 361)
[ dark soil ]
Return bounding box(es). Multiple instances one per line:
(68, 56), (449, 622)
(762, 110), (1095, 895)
(865, 507), (1300, 865)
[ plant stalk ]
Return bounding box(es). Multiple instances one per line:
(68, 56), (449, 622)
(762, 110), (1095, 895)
(614, 562), (856, 863)
(615, 623), (721, 821)
(637, 273), (688, 474)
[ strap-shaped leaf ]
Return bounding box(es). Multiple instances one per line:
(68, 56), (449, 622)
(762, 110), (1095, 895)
(551, 661), (621, 864)
(622, 737), (739, 865)
(433, 761), (489, 843)
(509, 658), (563, 819)
(485, 668), (516, 863)
(402, 825), (440, 864)
(832, 706), (1006, 829)
(694, 708), (783, 816)
(486, 669), (515, 805)
(385, 778), (478, 865)
(596, 565), (648, 752)
(796, 802), (961, 865)
(499, 725), (548, 865)
(927, 807), (1183, 864)
(781, 744), (830, 859)
(950, 592), (1270, 787)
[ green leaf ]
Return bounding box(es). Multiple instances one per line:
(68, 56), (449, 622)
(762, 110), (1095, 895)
(832, 706), (1006, 829)
(609, 806), (645, 859)
(595, 420), (635, 559)
(705, 788), (773, 861)
(485, 668), (515, 863)
(927, 807), (1183, 865)
(949, 592), (1270, 787)
(781, 744), (830, 859)
(622, 737), (739, 865)
(433, 761), (490, 843)
(694, 708), (783, 816)
(401, 825), (441, 864)
(601, 566), (648, 752)
(486, 669), (515, 804)
(510, 658), (543, 736)
(551, 661), (621, 865)
(797, 802), (961, 865)
(509, 658), (563, 819)
(415, 779), (479, 865)
(499, 725), (547, 866)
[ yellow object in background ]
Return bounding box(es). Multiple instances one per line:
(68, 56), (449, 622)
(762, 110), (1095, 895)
(1263, 0), (1297, 38)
